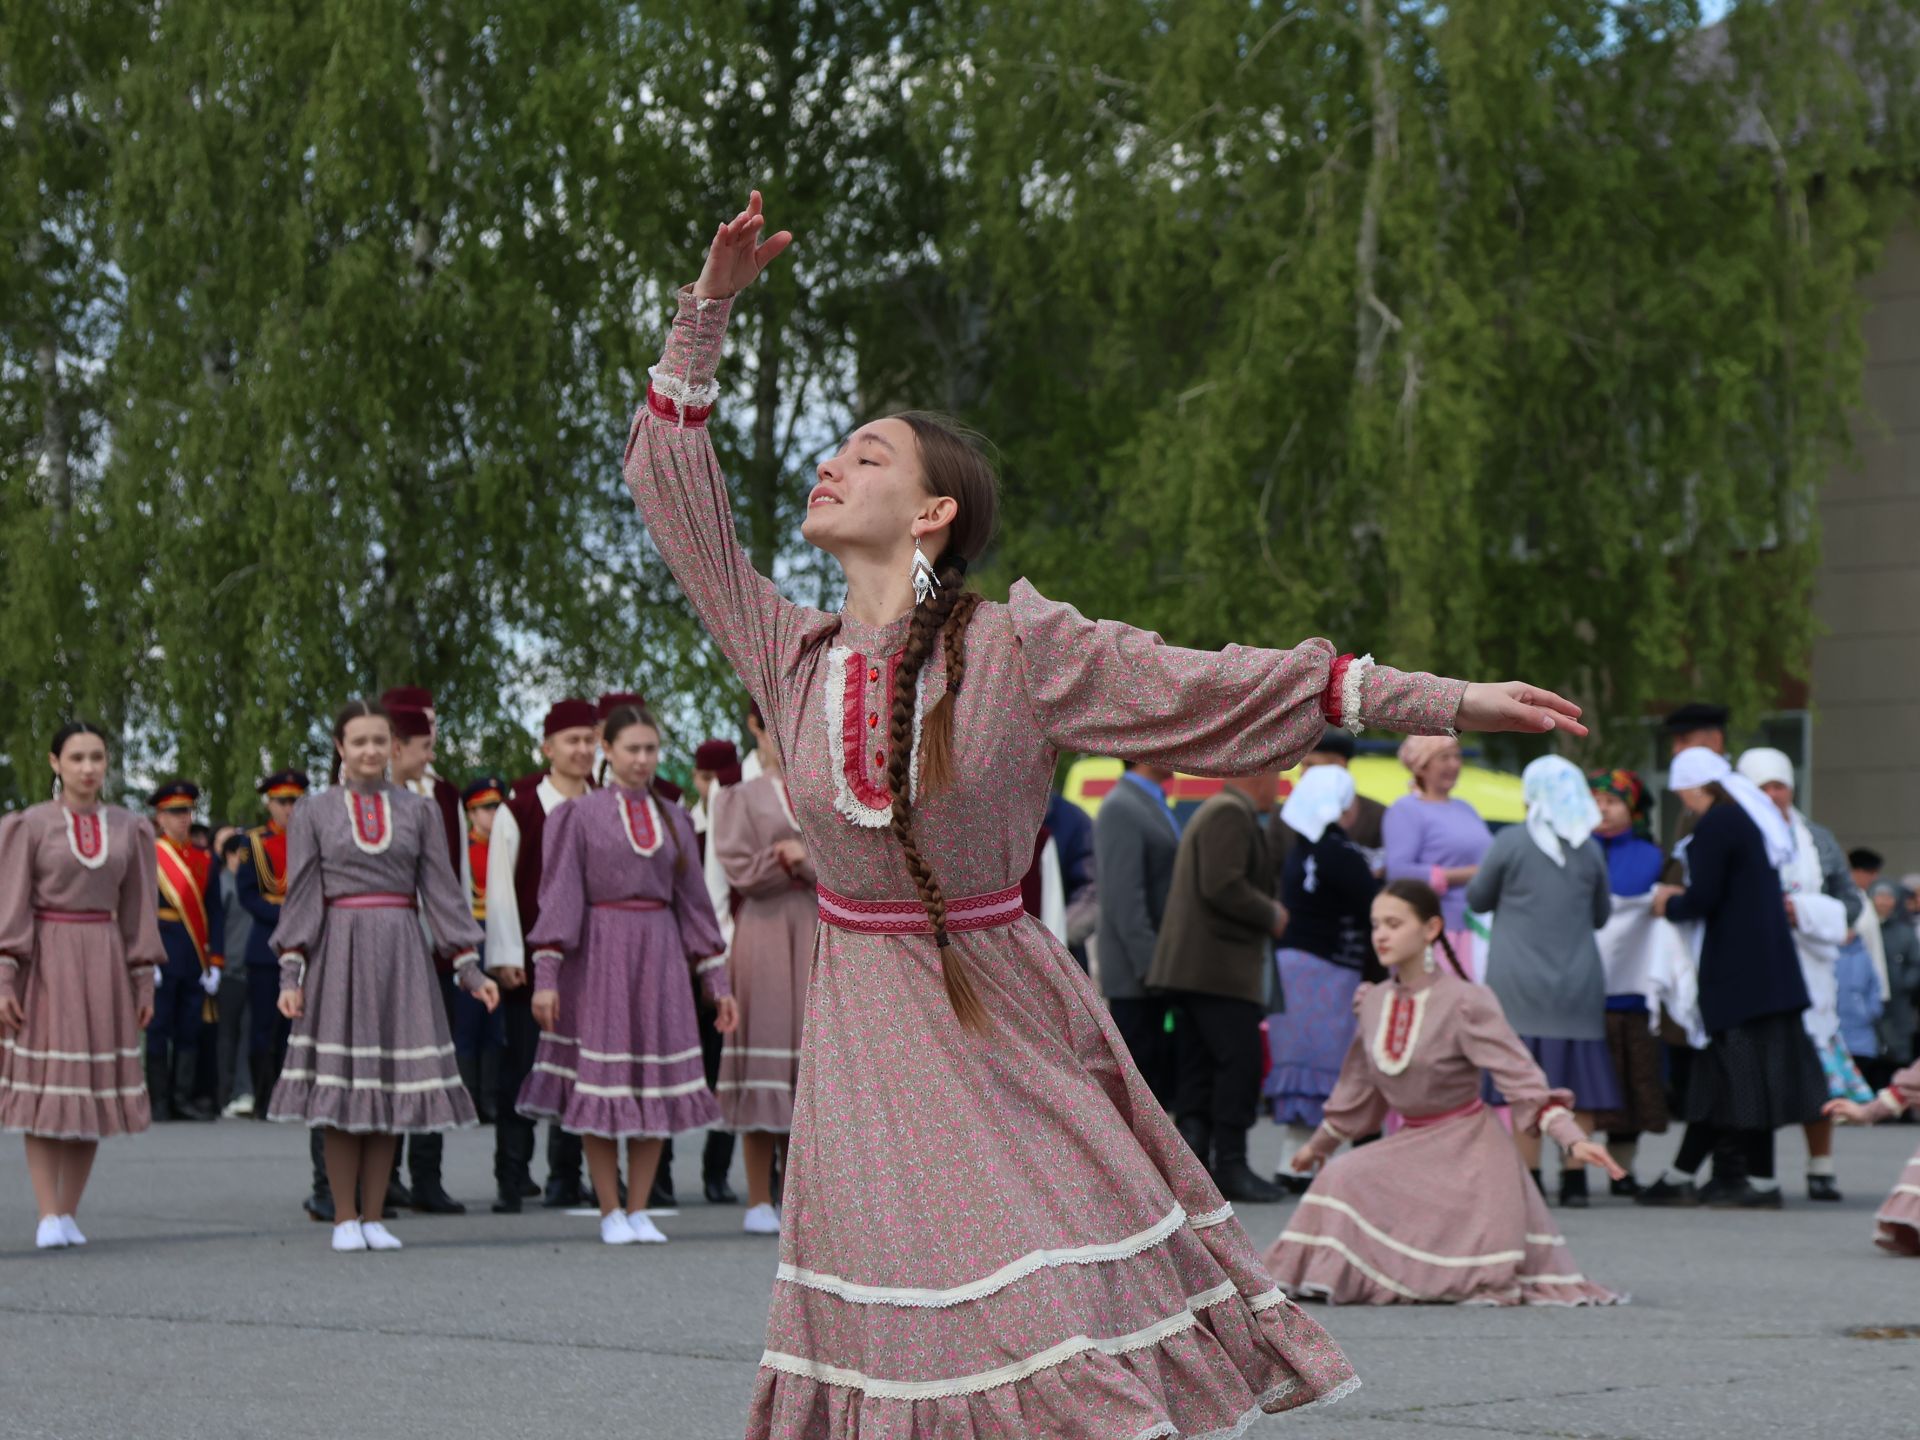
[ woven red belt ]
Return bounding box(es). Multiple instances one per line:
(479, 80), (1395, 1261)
(36, 909), (112, 925)
(593, 898), (668, 912)
(327, 892), (417, 910)
(1402, 1097), (1484, 1130)
(816, 883), (1025, 937)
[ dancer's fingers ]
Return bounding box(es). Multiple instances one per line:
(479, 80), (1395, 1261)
(754, 230), (794, 268)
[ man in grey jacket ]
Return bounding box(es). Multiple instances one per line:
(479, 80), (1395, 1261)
(1148, 775), (1289, 1203)
(1095, 763), (1182, 1105)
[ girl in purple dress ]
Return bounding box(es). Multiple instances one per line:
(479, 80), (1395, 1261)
(520, 703), (737, 1246)
(269, 701), (501, 1254)
(629, 189), (1588, 1440)
(0, 722), (162, 1250)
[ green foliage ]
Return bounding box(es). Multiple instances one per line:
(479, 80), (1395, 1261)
(2, 0), (1914, 814)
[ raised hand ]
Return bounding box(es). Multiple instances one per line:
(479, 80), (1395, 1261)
(1456, 682), (1588, 738)
(692, 190), (793, 300)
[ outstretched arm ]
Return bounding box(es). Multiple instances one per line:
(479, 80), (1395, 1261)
(623, 192), (814, 714)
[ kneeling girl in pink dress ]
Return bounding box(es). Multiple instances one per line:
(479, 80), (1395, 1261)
(1825, 1062), (1920, 1255)
(1265, 880), (1626, 1305)
(519, 702), (737, 1245)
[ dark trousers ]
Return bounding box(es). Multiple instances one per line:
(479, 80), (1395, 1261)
(494, 997), (581, 1193)
(1109, 996), (1177, 1107)
(147, 966), (207, 1061)
(214, 970), (250, 1107)
(246, 964), (290, 1119)
(660, 989), (735, 1189)
(1673, 1122), (1775, 1181)
(1168, 992), (1264, 1168)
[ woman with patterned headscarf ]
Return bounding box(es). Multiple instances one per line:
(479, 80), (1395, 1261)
(1382, 736), (1492, 971)
(1585, 768), (1670, 1195)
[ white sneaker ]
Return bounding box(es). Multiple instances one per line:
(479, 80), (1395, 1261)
(600, 1211), (640, 1246)
(35, 1216), (67, 1250)
(626, 1211), (667, 1243)
(360, 1221), (403, 1252)
(331, 1220), (367, 1252)
(57, 1215), (86, 1246)
(743, 1203), (781, 1236)
(222, 1095), (254, 1118)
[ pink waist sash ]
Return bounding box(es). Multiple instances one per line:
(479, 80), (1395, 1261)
(1401, 1097), (1485, 1130)
(593, 898), (668, 912)
(327, 892), (416, 910)
(816, 882), (1026, 938)
(35, 909), (112, 925)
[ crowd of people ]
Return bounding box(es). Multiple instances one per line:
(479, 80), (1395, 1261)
(5, 188), (1918, 1440)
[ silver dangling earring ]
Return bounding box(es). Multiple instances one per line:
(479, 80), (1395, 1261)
(910, 539), (940, 607)
(1422, 943), (1436, 975)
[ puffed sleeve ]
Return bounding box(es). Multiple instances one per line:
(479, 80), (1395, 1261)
(1868, 1058), (1920, 1122)
(1317, 1035), (1391, 1144)
(412, 796), (485, 990)
(1009, 581), (1463, 774)
(714, 785), (794, 900)
(0, 812), (33, 981)
(670, 807), (730, 1003)
(270, 795), (326, 992)
(1456, 985), (1586, 1149)
(526, 798), (588, 994)
(119, 816), (164, 1009)
(622, 287), (836, 723)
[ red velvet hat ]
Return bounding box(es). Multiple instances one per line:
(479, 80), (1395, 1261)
(597, 691), (646, 721)
(381, 686), (435, 713)
(693, 739), (738, 773)
(387, 705), (433, 741)
(544, 699), (599, 737)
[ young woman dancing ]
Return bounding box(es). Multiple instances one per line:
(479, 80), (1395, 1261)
(517, 703), (738, 1246)
(267, 701), (501, 1253)
(0, 723), (162, 1249)
(1264, 881), (1624, 1305)
(1825, 1062), (1920, 1255)
(627, 188), (1587, 1438)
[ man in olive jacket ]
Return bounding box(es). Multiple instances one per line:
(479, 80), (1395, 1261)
(1148, 774), (1288, 1203)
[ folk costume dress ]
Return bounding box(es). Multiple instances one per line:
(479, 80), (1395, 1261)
(1263, 973), (1621, 1307)
(712, 772), (817, 1134)
(514, 785), (731, 1139)
(265, 781), (486, 1132)
(627, 286), (1469, 1440)
(1858, 1060), (1920, 1255)
(0, 803), (161, 1140)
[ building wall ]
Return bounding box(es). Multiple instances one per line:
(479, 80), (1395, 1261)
(1810, 219), (1920, 871)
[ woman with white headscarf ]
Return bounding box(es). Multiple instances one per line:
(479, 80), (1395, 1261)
(1644, 748), (1826, 1210)
(1465, 756), (1618, 1207)
(1265, 765), (1381, 1188)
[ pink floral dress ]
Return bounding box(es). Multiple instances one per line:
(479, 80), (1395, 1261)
(627, 286), (1465, 1440)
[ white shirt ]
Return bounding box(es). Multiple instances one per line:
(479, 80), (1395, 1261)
(485, 777), (573, 974)
(703, 785), (736, 950)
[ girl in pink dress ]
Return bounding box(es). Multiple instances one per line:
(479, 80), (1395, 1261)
(520, 703), (738, 1246)
(0, 723), (162, 1250)
(628, 190), (1588, 1440)
(1265, 881), (1625, 1305)
(1825, 1061), (1920, 1254)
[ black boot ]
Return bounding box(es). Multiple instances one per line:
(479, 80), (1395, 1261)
(1635, 1176), (1700, 1208)
(456, 1051), (491, 1124)
(1807, 1173), (1843, 1203)
(703, 1129), (739, 1204)
(304, 1129), (335, 1222)
(385, 1146), (414, 1212)
(172, 1051), (215, 1121)
(146, 1052), (175, 1122)
(478, 1048), (502, 1125)
(1212, 1130), (1286, 1204)
(647, 1168), (675, 1209)
(1558, 1169), (1590, 1209)
(1610, 1174), (1642, 1198)
(249, 1053), (273, 1120)
(1528, 1168), (1543, 1194)
(542, 1124), (585, 1206)
(408, 1134), (465, 1214)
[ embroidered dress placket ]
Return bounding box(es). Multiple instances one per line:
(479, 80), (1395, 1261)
(824, 646), (924, 828)
(64, 808), (108, 870)
(1372, 987), (1427, 1076)
(619, 790), (665, 857)
(343, 790), (393, 857)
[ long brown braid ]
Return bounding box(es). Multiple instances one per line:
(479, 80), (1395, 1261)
(884, 411), (1001, 1030)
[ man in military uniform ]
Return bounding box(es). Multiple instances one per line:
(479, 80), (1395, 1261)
(149, 780), (224, 1122)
